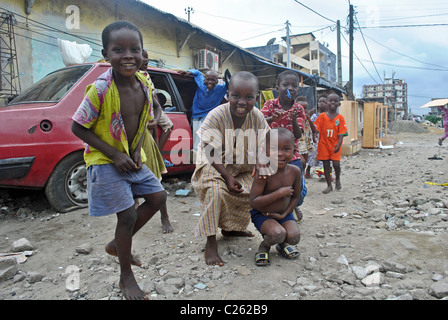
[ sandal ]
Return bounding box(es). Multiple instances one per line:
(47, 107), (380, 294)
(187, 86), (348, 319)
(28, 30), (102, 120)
(255, 252), (270, 266)
(276, 244), (300, 260)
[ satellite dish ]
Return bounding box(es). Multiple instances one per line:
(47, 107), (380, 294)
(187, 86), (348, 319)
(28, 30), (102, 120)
(267, 38), (276, 45)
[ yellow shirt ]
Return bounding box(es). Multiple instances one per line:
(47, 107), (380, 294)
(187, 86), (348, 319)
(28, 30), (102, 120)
(72, 68), (153, 168)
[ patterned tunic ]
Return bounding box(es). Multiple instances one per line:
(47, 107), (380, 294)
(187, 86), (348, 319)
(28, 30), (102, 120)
(192, 103), (270, 237)
(261, 98), (306, 161)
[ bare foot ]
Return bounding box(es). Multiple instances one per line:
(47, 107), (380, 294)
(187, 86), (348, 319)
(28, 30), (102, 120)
(322, 185), (333, 194)
(204, 236), (224, 266)
(161, 217), (174, 234)
(105, 241), (142, 267)
(335, 179), (342, 190)
(119, 274), (148, 300)
(221, 230), (254, 237)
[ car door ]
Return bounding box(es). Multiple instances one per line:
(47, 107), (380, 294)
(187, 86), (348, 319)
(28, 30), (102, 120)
(148, 70), (196, 173)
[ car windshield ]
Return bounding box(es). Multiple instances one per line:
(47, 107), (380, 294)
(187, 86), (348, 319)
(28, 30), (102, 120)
(7, 65), (92, 105)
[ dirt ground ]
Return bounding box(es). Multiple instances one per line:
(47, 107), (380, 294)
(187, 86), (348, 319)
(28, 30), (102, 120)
(1, 123), (448, 302)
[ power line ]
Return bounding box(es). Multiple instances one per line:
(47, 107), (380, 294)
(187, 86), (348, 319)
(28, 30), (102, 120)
(354, 15), (383, 83)
(194, 9), (284, 27)
(362, 33), (448, 71)
(235, 28), (285, 43)
(0, 6), (103, 48)
(340, 30), (380, 84)
(357, 12), (448, 24)
(292, 0), (336, 23)
(341, 54), (448, 72)
(362, 23), (448, 29)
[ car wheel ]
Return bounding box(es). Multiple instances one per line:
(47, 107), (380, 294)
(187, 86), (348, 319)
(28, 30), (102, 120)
(45, 151), (88, 213)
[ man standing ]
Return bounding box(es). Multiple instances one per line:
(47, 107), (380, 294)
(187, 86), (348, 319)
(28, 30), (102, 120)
(184, 69), (228, 151)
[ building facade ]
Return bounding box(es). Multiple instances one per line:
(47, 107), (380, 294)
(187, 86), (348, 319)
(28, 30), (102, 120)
(247, 33), (337, 84)
(362, 77), (408, 119)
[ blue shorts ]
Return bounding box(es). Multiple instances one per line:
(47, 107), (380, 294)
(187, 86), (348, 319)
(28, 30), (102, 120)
(289, 159), (307, 206)
(250, 209), (296, 232)
(87, 163), (165, 217)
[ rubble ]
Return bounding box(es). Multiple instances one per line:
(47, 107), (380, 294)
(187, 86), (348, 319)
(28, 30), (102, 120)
(0, 131), (447, 300)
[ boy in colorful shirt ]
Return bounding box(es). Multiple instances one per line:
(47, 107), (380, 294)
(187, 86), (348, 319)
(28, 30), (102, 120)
(314, 93), (347, 194)
(71, 21), (166, 300)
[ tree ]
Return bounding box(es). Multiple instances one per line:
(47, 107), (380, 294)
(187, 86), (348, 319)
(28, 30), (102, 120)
(425, 115), (441, 125)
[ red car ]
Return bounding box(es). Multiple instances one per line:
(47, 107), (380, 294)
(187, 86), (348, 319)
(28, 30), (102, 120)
(0, 63), (196, 212)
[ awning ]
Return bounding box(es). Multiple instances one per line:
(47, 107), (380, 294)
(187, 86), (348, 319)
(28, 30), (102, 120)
(420, 99), (448, 108)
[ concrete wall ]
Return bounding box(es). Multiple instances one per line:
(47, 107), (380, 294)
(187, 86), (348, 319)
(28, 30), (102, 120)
(1, 0), (264, 94)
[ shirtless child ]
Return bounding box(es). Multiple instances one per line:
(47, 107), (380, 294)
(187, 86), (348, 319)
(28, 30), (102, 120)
(250, 128), (301, 266)
(72, 21), (166, 300)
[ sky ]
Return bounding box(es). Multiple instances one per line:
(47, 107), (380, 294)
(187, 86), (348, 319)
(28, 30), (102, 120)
(142, 0), (448, 115)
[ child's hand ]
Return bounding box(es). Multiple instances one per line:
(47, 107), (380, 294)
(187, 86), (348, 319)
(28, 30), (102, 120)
(287, 108), (298, 122)
(271, 110), (285, 122)
(264, 212), (286, 220)
(131, 149), (142, 171)
(147, 119), (157, 130)
(225, 176), (243, 193)
(334, 143), (342, 154)
(278, 186), (294, 197)
(111, 151), (137, 173)
(255, 154), (275, 179)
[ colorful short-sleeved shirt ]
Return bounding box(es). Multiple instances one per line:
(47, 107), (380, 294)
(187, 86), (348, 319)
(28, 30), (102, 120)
(72, 68), (153, 168)
(261, 98), (306, 161)
(314, 113), (347, 161)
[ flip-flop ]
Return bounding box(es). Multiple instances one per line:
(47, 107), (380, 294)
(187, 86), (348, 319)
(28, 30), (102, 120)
(276, 244), (300, 260)
(255, 252), (270, 266)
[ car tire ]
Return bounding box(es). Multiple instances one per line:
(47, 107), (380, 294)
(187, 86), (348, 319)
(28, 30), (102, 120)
(45, 151), (88, 213)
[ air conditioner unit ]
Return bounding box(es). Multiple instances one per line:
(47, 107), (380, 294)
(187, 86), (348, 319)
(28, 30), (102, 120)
(197, 49), (219, 72)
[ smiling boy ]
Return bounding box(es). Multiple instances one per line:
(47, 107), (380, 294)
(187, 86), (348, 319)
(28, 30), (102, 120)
(192, 71), (270, 267)
(71, 21), (166, 300)
(185, 69), (228, 151)
(250, 128), (301, 266)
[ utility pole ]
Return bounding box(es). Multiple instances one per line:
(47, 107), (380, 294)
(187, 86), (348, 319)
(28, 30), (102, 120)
(348, 5), (354, 100)
(286, 20), (291, 68)
(185, 7), (194, 23)
(336, 20), (342, 86)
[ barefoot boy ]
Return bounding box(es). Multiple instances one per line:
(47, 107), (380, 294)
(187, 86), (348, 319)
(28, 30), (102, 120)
(71, 21), (167, 300)
(250, 128), (301, 266)
(191, 71), (270, 267)
(314, 93), (347, 194)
